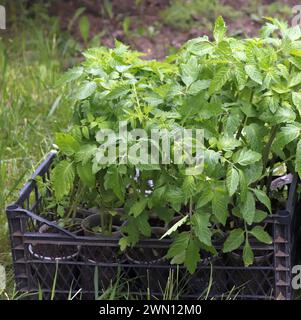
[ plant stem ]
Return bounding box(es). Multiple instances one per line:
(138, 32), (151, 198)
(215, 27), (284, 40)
(266, 155), (277, 193)
(236, 115), (247, 140)
(108, 214), (112, 237)
(66, 182), (84, 220)
(189, 197), (193, 222)
(132, 83), (143, 122)
(261, 125), (279, 175)
(236, 91), (253, 140)
(100, 209), (105, 234)
(222, 156), (239, 171)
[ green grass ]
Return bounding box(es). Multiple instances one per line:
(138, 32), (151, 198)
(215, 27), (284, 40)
(161, 0), (293, 33)
(244, 0), (292, 24)
(161, 0), (241, 31)
(0, 3), (80, 298)
(2, 264), (238, 300)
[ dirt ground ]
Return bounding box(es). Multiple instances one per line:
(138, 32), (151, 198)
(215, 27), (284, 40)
(49, 0), (298, 59)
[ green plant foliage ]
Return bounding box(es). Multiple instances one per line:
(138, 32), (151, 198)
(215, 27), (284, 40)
(52, 17), (301, 272)
(52, 160), (75, 201)
(161, 0), (240, 31)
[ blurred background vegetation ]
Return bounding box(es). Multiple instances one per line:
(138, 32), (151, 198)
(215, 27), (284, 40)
(0, 0), (297, 298)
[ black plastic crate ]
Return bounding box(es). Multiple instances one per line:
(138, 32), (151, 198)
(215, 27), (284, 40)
(5, 152), (300, 300)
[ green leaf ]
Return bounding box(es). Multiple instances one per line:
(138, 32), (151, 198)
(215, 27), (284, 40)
(51, 160), (75, 201)
(154, 207), (174, 225)
(250, 226), (272, 244)
(75, 144), (98, 165)
(244, 163), (263, 186)
(284, 25), (301, 41)
(136, 163), (161, 171)
(79, 15), (90, 42)
(223, 228), (245, 253)
(181, 56), (199, 87)
(82, 126), (90, 139)
(235, 149), (262, 166)
(55, 133), (80, 156)
(216, 40), (232, 56)
(106, 85), (130, 99)
(260, 22), (278, 37)
(254, 210), (268, 223)
(56, 67), (83, 86)
(213, 16), (227, 42)
(289, 57), (301, 70)
(144, 94), (164, 106)
(170, 251), (186, 265)
(104, 166), (125, 202)
(161, 215), (188, 239)
(168, 232), (201, 274)
(226, 166), (239, 196)
(238, 169), (248, 202)
(265, 96), (279, 114)
(149, 186), (166, 207)
(296, 140), (301, 178)
(240, 191), (256, 225)
(235, 63), (247, 89)
(167, 232), (201, 274)
(121, 216), (140, 246)
(245, 64), (263, 85)
(187, 80), (211, 95)
(191, 212), (212, 246)
(292, 92), (301, 116)
(243, 239), (254, 267)
(185, 236), (200, 274)
(76, 81), (97, 100)
(209, 66), (231, 95)
(182, 176), (196, 199)
(129, 198), (148, 217)
(289, 73), (301, 88)
(77, 162), (95, 188)
(166, 187), (184, 212)
(197, 100), (223, 119)
(212, 188), (229, 226)
(260, 107), (296, 125)
(186, 40), (213, 56)
(252, 188), (272, 213)
(244, 123), (265, 152)
(225, 114), (241, 135)
(272, 124), (300, 152)
(218, 136), (241, 152)
(71, 126), (83, 141)
(136, 212), (151, 237)
(196, 188), (213, 208)
(119, 237), (128, 251)
(167, 232), (190, 262)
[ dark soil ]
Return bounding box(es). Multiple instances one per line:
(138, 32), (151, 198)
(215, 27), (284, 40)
(48, 0), (296, 59)
(30, 242), (78, 259)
